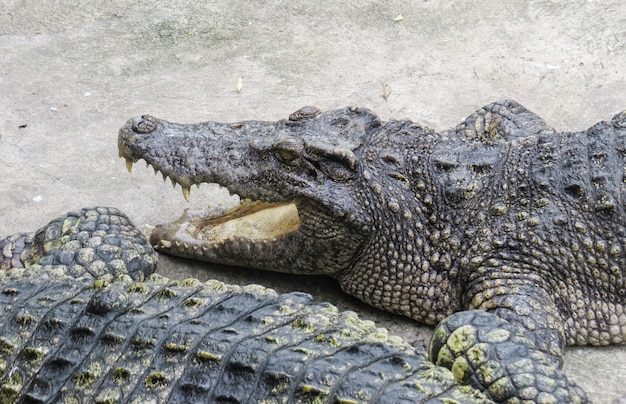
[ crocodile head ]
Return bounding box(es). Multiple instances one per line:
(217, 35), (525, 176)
(119, 106), (385, 275)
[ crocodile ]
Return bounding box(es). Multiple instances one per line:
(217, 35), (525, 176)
(0, 207), (492, 403)
(118, 99), (626, 402)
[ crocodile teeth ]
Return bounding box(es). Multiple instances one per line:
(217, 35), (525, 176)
(182, 186), (191, 202)
(171, 178), (177, 188)
(125, 158), (134, 173)
(160, 240), (172, 248)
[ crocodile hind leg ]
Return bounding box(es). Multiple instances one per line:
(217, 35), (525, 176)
(429, 272), (588, 402)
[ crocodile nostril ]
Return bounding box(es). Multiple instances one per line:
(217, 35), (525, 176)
(131, 115), (157, 134)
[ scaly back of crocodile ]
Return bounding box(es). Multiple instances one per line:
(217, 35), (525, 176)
(0, 208), (492, 403)
(438, 107), (626, 345)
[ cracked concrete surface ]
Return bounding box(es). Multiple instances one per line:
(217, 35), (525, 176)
(1, 1), (625, 402)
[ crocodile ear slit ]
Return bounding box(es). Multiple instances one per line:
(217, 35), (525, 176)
(333, 148), (357, 170)
(306, 144), (357, 171)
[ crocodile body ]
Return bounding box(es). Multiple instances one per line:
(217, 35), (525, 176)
(119, 100), (626, 402)
(0, 208), (491, 403)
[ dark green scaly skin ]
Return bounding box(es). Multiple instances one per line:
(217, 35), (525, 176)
(119, 100), (626, 403)
(0, 208), (490, 403)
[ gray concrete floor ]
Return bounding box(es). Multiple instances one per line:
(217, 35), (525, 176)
(1, 1), (625, 402)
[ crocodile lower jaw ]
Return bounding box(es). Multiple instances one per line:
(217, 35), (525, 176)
(149, 200), (302, 258)
(188, 200), (300, 243)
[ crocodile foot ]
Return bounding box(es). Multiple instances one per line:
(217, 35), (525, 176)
(430, 310), (588, 403)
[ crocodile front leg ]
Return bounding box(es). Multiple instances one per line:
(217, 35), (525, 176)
(430, 310), (586, 403)
(429, 264), (587, 403)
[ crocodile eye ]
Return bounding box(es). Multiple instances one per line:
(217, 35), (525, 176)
(273, 139), (303, 166)
(277, 148), (297, 162)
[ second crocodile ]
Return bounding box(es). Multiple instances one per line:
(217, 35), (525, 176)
(0, 207), (491, 403)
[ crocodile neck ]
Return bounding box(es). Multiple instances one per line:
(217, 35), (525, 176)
(339, 129), (467, 325)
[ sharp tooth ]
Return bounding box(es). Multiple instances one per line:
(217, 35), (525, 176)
(162, 173), (167, 182)
(145, 161), (149, 168)
(160, 240), (172, 248)
(182, 186), (191, 202)
(145, 224), (155, 231)
(125, 158), (134, 173)
(171, 178), (177, 188)
(153, 167), (159, 175)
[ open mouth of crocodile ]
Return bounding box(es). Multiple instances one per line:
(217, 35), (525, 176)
(122, 157), (306, 255)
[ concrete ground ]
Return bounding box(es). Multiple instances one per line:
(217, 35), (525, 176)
(1, 1), (625, 401)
